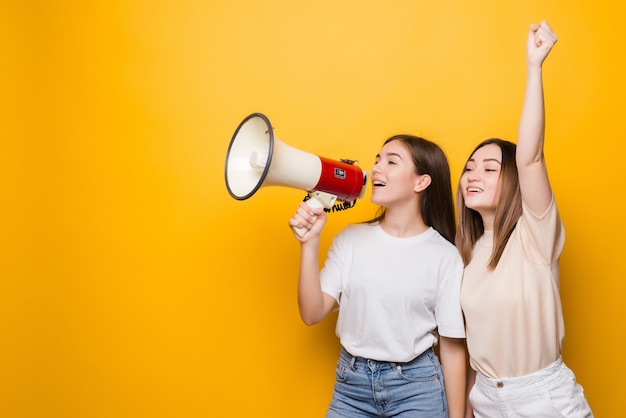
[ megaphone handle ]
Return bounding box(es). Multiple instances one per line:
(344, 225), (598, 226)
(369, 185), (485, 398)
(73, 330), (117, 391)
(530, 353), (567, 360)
(292, 191), (337, 238)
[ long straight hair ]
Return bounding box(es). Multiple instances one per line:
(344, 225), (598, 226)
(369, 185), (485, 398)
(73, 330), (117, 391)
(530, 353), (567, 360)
(455, 138), (523, 268)
(367, 135), (456, 244)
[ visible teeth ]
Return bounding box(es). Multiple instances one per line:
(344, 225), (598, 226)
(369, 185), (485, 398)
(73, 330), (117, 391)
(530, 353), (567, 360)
(468, 188), (482, 192)
(373, 181), (386, 186)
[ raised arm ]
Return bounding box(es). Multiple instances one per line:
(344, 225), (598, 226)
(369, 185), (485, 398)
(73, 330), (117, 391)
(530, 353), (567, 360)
(516, 21), (558, 216)
(289, 202), (337, 325)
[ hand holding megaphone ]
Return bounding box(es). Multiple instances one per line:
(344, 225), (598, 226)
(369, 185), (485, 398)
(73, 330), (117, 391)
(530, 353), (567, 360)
(288, 200), (327, 240)
(224, 113), (368, 237)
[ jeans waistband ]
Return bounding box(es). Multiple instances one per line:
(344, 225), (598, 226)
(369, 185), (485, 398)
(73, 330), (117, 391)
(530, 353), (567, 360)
(339, 346), (435, 370)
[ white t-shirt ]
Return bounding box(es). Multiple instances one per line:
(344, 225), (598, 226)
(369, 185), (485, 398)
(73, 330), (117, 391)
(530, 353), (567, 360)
(320, 223), (465, 362)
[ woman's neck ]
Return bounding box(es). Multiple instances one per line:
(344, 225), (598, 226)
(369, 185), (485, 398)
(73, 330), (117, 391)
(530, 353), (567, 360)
(481, 214), (495, 231)
(380, 207), (428, 238)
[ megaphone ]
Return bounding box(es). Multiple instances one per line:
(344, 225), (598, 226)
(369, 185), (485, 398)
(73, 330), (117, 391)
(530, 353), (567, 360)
(224, 113), (369, 236)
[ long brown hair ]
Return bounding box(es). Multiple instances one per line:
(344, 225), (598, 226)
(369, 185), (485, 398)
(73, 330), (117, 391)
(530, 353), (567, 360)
(367, 134), (456, 244)
(455, 138), (523, 268)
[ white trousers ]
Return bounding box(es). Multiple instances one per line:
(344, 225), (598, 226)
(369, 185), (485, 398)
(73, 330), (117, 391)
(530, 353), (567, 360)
(470, 357), (593, 417)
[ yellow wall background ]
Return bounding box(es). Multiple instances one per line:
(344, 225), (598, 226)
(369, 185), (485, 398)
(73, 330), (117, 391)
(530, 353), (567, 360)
(2, 1), (623, 416)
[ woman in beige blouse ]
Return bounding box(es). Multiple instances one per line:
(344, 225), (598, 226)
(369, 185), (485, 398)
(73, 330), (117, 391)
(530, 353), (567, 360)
(455, 21), (593, 418)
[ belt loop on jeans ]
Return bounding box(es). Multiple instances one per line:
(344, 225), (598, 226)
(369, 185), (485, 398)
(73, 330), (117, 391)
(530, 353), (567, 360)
(348, 354), (357, 371)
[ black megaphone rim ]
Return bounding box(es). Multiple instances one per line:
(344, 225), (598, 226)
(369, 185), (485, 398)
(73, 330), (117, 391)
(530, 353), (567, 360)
(224, 112), (274, 200)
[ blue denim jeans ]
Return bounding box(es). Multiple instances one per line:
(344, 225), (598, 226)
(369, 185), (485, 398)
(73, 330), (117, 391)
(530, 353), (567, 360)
(326, 347), (448, 418)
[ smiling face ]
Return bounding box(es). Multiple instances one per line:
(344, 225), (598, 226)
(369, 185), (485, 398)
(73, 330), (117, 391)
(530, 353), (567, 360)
(370, 139), (429, 208)
(460, 143), (503, 221)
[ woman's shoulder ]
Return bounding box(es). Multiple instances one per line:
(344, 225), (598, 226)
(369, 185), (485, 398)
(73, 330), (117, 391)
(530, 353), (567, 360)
(432, 231), (463, 262)
(521, 193), (559, 220)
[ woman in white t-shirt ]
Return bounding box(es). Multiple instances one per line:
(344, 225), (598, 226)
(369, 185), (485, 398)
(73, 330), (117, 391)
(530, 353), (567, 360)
(289, 135), (467, 417)
(456, 21), (593, 417)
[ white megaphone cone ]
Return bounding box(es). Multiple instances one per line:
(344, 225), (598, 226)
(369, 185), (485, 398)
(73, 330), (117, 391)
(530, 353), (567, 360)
(224, 113), (368, 237)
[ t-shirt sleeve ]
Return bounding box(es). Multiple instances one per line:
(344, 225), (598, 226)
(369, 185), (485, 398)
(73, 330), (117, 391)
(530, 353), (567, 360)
(435, 251), (466, 338)
(519, 196), (565, 266)
(320, 229), (347, 304)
